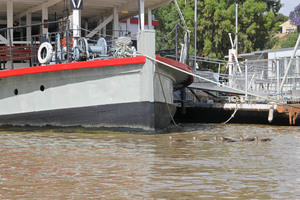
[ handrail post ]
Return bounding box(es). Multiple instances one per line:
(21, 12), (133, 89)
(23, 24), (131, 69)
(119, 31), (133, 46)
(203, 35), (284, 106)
(8, 28), (14, 69)
(276, 58), (280, 100)
(66, 21), (70, 62)
(30, 37), (34, 67)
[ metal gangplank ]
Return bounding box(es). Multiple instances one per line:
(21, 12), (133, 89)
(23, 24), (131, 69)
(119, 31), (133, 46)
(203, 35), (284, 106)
(186, 56), (300, 101)
(188, 70), (244, 95)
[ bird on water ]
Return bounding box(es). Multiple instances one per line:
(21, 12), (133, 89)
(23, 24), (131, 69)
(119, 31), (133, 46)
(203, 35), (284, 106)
(239, 135), (255, 142)
(193, 136), (209, 141)
(169, 136), (185, 142)
(219, 136), (237, 142)
(214, 135), (218, 141)
(254, 136), (272, 142)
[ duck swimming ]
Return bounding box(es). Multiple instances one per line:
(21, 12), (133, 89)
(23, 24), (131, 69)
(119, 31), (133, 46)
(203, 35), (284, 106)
(221, 136), (233, 141)
(254, 136), (272, 142)
(214, 135), (218, 141)
(239, 135), (255, 142)
(169, 136), (185, 142)
(193, 136), (209, 141)
(219, 136), (237, 142)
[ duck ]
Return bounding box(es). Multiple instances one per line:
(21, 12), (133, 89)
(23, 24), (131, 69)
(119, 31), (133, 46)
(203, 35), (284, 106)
(219, 136), (237, 142)
(239, 135), (255, 142)
(214, 135), (218, 141)
(254, 136), (272, 142)
(169, 136), (185, 142)
(220, 136), (235, 141)
(193, 136), (209, 141)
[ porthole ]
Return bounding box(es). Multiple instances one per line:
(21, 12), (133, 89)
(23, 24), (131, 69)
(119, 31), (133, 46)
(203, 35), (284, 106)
(40, 85), (45, 91)
(14, 89), (18, 95)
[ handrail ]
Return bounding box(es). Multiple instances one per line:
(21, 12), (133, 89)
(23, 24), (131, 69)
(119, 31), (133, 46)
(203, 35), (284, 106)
(0, 20), (69, 69)
(0, 20), (68, 32)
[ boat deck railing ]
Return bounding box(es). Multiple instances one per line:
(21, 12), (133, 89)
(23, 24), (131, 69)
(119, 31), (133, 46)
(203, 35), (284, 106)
(0, 20), (69, 69)
(0, 20), (134, 70)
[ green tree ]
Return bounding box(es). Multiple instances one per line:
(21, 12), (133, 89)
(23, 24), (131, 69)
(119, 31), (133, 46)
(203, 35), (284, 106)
(275, 13), (289, 22)
(274, 13), (289, 33)
(153, 0), (282, 69)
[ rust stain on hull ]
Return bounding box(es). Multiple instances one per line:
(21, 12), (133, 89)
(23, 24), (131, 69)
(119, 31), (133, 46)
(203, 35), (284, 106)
(277, 105), (300, 125)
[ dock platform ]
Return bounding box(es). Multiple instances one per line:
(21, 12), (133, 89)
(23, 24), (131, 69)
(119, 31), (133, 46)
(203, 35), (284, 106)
(175, 101), (300, 125)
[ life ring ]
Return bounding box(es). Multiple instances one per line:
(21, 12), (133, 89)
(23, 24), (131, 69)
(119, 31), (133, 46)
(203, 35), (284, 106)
(38, 42), (53, 64)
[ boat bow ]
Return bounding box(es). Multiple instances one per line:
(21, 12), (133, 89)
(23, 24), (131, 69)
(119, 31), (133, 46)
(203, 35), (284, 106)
(155, 56), (194, 90)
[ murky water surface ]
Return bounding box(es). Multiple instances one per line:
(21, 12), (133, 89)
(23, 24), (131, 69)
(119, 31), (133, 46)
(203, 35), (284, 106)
(0, 124), (299, 199)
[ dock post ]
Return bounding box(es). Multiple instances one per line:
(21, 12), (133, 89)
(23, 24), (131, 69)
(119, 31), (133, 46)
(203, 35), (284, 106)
(180, 89), (186, 114)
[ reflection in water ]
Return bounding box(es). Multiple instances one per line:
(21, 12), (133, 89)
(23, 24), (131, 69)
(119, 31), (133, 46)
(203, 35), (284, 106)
(0, 124), (299, 199)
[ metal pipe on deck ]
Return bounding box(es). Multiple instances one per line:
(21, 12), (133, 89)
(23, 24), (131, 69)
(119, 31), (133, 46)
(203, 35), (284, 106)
(7, 0), (13, 46)
(8, 29), (13, 69)
(72, 9), (80, 47)
(26, 11), (32, 43)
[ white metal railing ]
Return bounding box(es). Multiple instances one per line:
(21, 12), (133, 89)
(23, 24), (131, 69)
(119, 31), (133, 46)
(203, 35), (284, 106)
(230, 57), (300, 100)
(185, 57), (300, 102)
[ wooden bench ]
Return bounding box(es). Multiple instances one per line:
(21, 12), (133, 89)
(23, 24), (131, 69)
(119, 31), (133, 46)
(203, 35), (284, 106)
(0, 45), (38, 69)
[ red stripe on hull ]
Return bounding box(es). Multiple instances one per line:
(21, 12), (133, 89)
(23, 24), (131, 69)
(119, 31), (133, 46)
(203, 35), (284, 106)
(0, 56), (146, 78)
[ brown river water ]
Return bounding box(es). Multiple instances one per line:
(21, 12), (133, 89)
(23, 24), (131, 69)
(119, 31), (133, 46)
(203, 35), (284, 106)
(0, 123), (299, 199)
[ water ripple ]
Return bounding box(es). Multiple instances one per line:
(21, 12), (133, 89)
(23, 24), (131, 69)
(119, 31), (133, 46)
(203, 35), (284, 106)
(0, 124), (299, 199)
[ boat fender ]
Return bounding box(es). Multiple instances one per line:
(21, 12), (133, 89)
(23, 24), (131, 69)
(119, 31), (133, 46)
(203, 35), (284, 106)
(268, 106), (274, 123)
(38, 42), (53, 64)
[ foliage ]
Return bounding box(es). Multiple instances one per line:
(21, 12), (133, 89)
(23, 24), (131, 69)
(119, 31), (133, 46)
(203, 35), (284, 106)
(153, 0), (282, 69)
(274, 13), (289, 32)
(280, 33), (299, 48)
(289, 3), (300, 26)
(275, 13), (289, 22)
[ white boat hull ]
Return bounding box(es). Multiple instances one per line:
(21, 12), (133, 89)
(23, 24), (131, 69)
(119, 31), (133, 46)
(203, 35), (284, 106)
(0, 56), (192, 132)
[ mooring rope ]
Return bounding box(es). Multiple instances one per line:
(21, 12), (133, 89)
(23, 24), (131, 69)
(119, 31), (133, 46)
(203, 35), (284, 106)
(156, 62), (180, 129)
(173, 0), (188, 29)
(223, 101), (240, 124)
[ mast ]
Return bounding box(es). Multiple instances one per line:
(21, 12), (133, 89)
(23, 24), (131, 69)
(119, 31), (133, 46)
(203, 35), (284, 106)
(235, 2), (238, 55)
(194, 0), (197, 71)
(71, 0), (83, 47)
